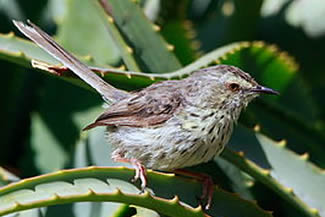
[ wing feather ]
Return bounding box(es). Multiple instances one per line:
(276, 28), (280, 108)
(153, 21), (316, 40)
(83, 81), (183, 130)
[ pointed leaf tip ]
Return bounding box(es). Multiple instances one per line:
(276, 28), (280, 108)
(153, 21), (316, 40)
(299, 153), (310, 160)
(277, 140), (287, 147)
(253, 125), (261, 132)
(170, 195), (180, 204)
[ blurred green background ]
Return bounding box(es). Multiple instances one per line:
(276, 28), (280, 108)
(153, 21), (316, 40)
(0, 0), (325, 217)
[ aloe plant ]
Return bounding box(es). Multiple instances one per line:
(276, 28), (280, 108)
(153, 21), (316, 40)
(0, 0), (325, 217)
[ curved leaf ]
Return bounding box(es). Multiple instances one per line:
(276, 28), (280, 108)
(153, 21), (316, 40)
(98, 0), (182, 73)
(221, 125), (323, 217)
(256, 133), (325, 217)
(0, 32), (59, 67)
(56, 0), (120, 66)
(0, 167), (272, 217)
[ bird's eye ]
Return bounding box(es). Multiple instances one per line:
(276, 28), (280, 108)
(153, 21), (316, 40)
(227, 83), (240, 91)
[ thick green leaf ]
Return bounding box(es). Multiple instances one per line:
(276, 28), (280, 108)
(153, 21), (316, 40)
(99, 0), (182, 73)
(221, 125), (323, 217)
(56, 0), (119, 66)
(94, 1), (141, 72)
(214, 157), (255, 201)
(256, 133), (325, 217)
(0, 167), (272, 217)
(159, 0), (199, 65)
(0, 32), (58, 67)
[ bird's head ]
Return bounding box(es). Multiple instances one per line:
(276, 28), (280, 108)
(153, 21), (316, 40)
(188, 65), (279, 112)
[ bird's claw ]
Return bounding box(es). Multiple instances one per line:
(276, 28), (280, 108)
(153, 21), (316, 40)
(130, 159), (147, 192)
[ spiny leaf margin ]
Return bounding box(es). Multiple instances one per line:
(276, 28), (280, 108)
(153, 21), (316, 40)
(0, 166), (272, 217)
(221, 126), (322, 217)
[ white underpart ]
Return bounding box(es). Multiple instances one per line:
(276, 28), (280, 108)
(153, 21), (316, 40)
(107, 105), (241, 171)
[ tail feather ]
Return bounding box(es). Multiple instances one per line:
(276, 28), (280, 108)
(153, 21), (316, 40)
(13, 20), (129, 102)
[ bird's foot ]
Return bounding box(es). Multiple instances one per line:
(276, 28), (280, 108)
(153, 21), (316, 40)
(174, 169), (214, 210)
(113, 155), (147, 192)
(130, 159), (147, 192)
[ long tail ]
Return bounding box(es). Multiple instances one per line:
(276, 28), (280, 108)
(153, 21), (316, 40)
(13, 20), (130, 102)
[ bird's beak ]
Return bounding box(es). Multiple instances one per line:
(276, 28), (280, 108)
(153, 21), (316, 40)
(250, 85), (279, 95)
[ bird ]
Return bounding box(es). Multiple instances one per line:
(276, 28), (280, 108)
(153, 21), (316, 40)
(13, 20), (279, 210)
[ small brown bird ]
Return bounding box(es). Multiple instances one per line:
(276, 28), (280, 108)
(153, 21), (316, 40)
(14, 20), (279, 209)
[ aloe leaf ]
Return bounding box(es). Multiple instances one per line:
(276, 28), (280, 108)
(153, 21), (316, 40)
(214, 157), (255, 201)
(221, 125), (323, 217)
(0, 168), (43, 217)
(98, 0), (182, 73)
(94, 1), (141, 72)
(161, 19), (198, 65)
(55, 0), (119, 66)
(256, 133), (325, 217)
(0, 32), (58, 66)
(0, 167), (272, 217)
(0, 32), (104, 69)
(159, 0), (199, 65)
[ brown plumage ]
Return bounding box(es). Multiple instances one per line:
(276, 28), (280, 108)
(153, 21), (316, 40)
(84, 80), (184, 129)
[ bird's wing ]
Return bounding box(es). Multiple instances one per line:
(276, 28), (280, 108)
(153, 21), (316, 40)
(83, 81), (184, 130)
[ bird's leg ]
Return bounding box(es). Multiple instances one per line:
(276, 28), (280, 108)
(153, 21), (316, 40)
(113, 156), (147, 192)
(174, 169), (214, 210)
